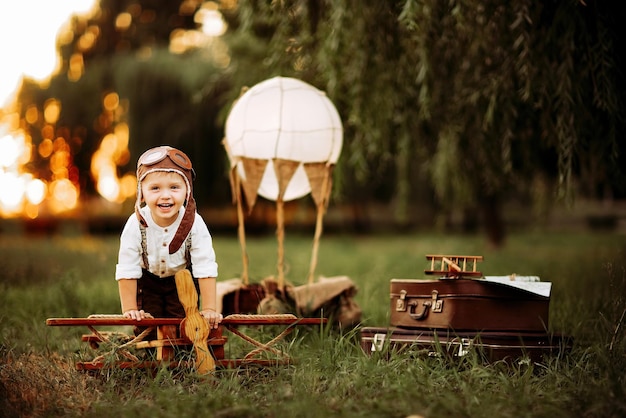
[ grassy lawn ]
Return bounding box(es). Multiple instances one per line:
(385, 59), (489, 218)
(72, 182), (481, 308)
(1, 230), (625, 417)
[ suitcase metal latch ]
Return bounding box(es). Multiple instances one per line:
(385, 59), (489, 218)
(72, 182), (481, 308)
(372, 333), (386, 352)
(431, 290), (443, 313)
(395, 289), (408, 312)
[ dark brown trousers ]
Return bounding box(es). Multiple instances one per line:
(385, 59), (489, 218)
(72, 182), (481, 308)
(135, 269), (199, 341)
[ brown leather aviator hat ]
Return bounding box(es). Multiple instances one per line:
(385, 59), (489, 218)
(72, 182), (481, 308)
(135, 146), (197, 254)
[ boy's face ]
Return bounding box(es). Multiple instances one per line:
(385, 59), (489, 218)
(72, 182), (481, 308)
(141, 171), (187, 227)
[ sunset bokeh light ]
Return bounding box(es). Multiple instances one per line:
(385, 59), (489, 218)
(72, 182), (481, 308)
(0, 1), (97, 108)
(0, 1), (230, 219)
(0, 1), (97, 218)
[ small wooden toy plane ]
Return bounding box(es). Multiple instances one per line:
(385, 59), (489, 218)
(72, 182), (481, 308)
(424, 255), (483, 278)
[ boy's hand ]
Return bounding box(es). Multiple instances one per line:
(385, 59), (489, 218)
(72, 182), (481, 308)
(200, 309), (223, 329)
(123, 309), (153, 321)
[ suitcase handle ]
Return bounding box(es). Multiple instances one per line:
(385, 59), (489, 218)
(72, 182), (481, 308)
(408, 300), (432, 320)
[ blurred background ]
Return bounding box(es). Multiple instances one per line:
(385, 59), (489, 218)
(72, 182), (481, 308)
(1, 0), (625, 247)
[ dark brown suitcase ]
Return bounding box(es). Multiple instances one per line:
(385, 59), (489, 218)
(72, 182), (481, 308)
(360, 326), (571, 363)
(390, 278), (550, 332)
(221, 283), (266, 315)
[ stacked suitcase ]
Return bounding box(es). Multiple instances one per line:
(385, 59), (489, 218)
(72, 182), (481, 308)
(360, 255), (572, 363)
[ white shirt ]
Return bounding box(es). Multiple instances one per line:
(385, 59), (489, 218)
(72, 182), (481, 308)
(115, 206), (218, 280)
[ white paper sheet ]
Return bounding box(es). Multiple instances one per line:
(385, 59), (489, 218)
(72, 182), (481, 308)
(483, 275), (552, 297)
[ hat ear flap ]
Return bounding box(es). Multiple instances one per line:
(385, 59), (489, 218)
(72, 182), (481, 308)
(135, 202), (148, 227)
(135, 177), (148, 227)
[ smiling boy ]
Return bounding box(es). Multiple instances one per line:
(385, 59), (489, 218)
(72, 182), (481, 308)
(115, 146), (222, 330)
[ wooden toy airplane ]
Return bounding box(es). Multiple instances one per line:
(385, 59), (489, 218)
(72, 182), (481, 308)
(46, 313), (325, 373)
(46, 270), (326, 374)
(424, 255), (484, 278)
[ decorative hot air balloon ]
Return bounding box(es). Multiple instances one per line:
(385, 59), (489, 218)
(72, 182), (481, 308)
(224, 77), (343, 288)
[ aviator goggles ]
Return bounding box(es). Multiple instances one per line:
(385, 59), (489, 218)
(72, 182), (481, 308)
(137, 146), (195, 177)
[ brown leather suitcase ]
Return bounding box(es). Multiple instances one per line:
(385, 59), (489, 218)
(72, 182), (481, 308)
(360, 326), (571, 363)
(390, 278), (550, 332)
(221, 283), (266, 315)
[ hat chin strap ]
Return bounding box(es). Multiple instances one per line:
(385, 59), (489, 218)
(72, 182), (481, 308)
(169, 195), (195, 254)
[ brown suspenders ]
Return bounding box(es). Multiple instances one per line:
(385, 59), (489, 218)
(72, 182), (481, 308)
(139, 224), (192, 271)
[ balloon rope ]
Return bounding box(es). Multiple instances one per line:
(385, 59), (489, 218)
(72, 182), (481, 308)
(307, 208), (324, 284)
(235, 173), (249, 285)
(307, 166), (330, 284)
(276, 198), (285, 290)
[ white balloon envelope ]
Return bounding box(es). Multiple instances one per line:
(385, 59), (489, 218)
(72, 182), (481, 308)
(225, 76), (343, 201)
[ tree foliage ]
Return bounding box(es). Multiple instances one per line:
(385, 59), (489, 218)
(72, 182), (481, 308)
(19, 0), (234, 203)
(225, 0), (626, 242)
(14, 0), (626, 243)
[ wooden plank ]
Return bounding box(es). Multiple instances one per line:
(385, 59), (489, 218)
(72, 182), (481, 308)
(425, 255), (484, 261)
(75, 358), (294, 371)
(48, 318), (181, 327)
(82, 335), (228, 347)
(156, 325), (177, 361)
(424, 270), (483, 277)
(47, 316), (326, 327)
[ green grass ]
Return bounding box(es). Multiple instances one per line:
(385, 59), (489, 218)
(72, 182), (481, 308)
(1, 230), (626, 417)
